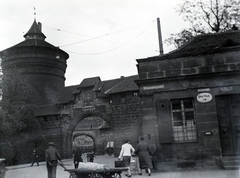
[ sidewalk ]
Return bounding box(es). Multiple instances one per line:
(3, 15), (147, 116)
(5, 155), (240, 178)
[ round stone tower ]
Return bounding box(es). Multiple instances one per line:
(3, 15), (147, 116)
(0, 19), (69, 106)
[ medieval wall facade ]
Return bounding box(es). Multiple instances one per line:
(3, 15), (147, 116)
(36, 87), (142, 161)
(137, 49), (240, 169)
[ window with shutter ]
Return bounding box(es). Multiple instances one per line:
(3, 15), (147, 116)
(156, 100), (173, 143)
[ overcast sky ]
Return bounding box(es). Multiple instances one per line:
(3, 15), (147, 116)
(0, 0), (188, 86)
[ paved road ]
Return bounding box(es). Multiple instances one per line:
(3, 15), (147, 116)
(5, 155), (240, 178)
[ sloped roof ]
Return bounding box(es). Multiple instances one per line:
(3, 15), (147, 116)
(137, 30), (240, 61)
(12, 39), (56, 48)
(0, 20), (69, 59)
(105, 75), (139, 95)
(57, 75), (139, 104)
(96, 78), (124, 97)
(23, 20), (46, 39)
(34, 104), (60, 116)
(79, 77), (101, 88)
(58, 85), (80, 104)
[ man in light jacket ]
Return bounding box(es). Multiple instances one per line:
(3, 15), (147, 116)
(118, 140), (135, 177)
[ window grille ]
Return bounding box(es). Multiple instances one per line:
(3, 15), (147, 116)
(171, 98), (197, 142)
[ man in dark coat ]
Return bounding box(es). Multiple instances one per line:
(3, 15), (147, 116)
(73, 147), (83, 169)
(45, 142), (62, 178)
(31, 149), (39, 166)
(135, 136), (153, 176)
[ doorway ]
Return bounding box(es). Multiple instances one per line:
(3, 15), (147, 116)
(216, 95), (240, 156)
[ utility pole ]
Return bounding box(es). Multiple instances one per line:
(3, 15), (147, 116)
(157, 17), (164, 56)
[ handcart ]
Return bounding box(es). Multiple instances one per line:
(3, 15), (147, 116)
(65, 167), (128, 178)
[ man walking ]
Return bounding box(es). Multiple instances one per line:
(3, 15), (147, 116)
(118, 140), (135, 177)
(73, 147), (83, 169)
(31, 149), (39, 166)
(45, 142), (62, 178)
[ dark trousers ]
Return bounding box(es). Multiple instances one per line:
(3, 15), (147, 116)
(31, 157), (39, 166)
(47, 162), (57, 178)
(74, 159), (83, 169)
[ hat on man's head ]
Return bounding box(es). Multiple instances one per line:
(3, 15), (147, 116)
(48, 142), (55, 146)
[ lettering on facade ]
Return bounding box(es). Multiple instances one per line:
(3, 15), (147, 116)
(220, 86), (233, 92)
(143, 85), (164, 90)
(197, 93), (212, 103)
(82, 106), (95, 112)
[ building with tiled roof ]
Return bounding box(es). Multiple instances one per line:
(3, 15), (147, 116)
(2, 18), (240, 171)
(138, 30), (240, 61)
(79, 77), (101, 88)
(136, 29), (240, 170)
(105, 75), (139, 95)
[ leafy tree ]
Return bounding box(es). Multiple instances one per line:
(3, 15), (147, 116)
(0, 68), (40, 140)
(165, 0), (240, 48)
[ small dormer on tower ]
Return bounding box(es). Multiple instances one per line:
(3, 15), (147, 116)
(24, 20), (46, 40)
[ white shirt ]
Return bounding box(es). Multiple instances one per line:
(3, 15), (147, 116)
(118, 143), (135, 159)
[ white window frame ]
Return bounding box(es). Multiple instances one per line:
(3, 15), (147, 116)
(171, 98), (197, 143)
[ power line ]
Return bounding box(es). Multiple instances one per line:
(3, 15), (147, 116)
(0, 16), (159, 54)
(63, 21), (156, 55)
(58, 20), (156, 47)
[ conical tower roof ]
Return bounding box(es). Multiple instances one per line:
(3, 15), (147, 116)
(1, 19), (69, 59)
(23, 19), (46, 40)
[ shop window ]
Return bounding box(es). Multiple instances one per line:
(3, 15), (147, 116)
(171, 98), (197, 142)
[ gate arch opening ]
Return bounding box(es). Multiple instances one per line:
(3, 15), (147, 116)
(72, 114), (112, 155)
(73, 134), (94, 153)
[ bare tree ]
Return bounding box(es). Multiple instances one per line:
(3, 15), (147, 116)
(165, 0), (240, 48)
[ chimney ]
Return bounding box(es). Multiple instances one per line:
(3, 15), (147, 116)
(38, 22), (42, 32)
(157, 18), (164, 55)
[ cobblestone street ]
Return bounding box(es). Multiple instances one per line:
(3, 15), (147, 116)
(5, 155), (240, 178)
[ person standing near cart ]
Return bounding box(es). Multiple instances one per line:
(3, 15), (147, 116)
(118, 140), (135, 177)
(45, 142), (62, 178)
(73, 147), (83, 169)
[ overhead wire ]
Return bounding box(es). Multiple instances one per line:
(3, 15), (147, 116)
(58, 20), (156, 47)
(63, 21), (156, 55)
(0, 15), (160, 54)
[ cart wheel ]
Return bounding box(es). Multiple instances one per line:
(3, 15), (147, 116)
(69, 173), (76, 178)
(114, 173), (122, 178)
(89, 173), (103, 178)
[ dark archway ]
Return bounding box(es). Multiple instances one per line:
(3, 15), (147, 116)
(65, 110), (112, 156)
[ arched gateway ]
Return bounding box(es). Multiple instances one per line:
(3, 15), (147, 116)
(67, 110), (112, 156)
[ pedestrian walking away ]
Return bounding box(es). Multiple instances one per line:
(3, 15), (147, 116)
(31, 149), (39, 166)
(45, 142), (62, 178)
(106, 141), (114, 156)
(135, 136), (153, 176)
(73, 147), (83, 169)
(118, 140), (135, 177)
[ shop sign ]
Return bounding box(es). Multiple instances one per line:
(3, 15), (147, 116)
(143, 85), (164, 90)
(198, 88), (210, 92)
(197, 93), (212, 103)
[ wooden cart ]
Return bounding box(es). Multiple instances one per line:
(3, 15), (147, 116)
(65, 167), (128, 178)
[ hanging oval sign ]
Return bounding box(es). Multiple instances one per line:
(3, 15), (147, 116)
(197, 93), (212, 103)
